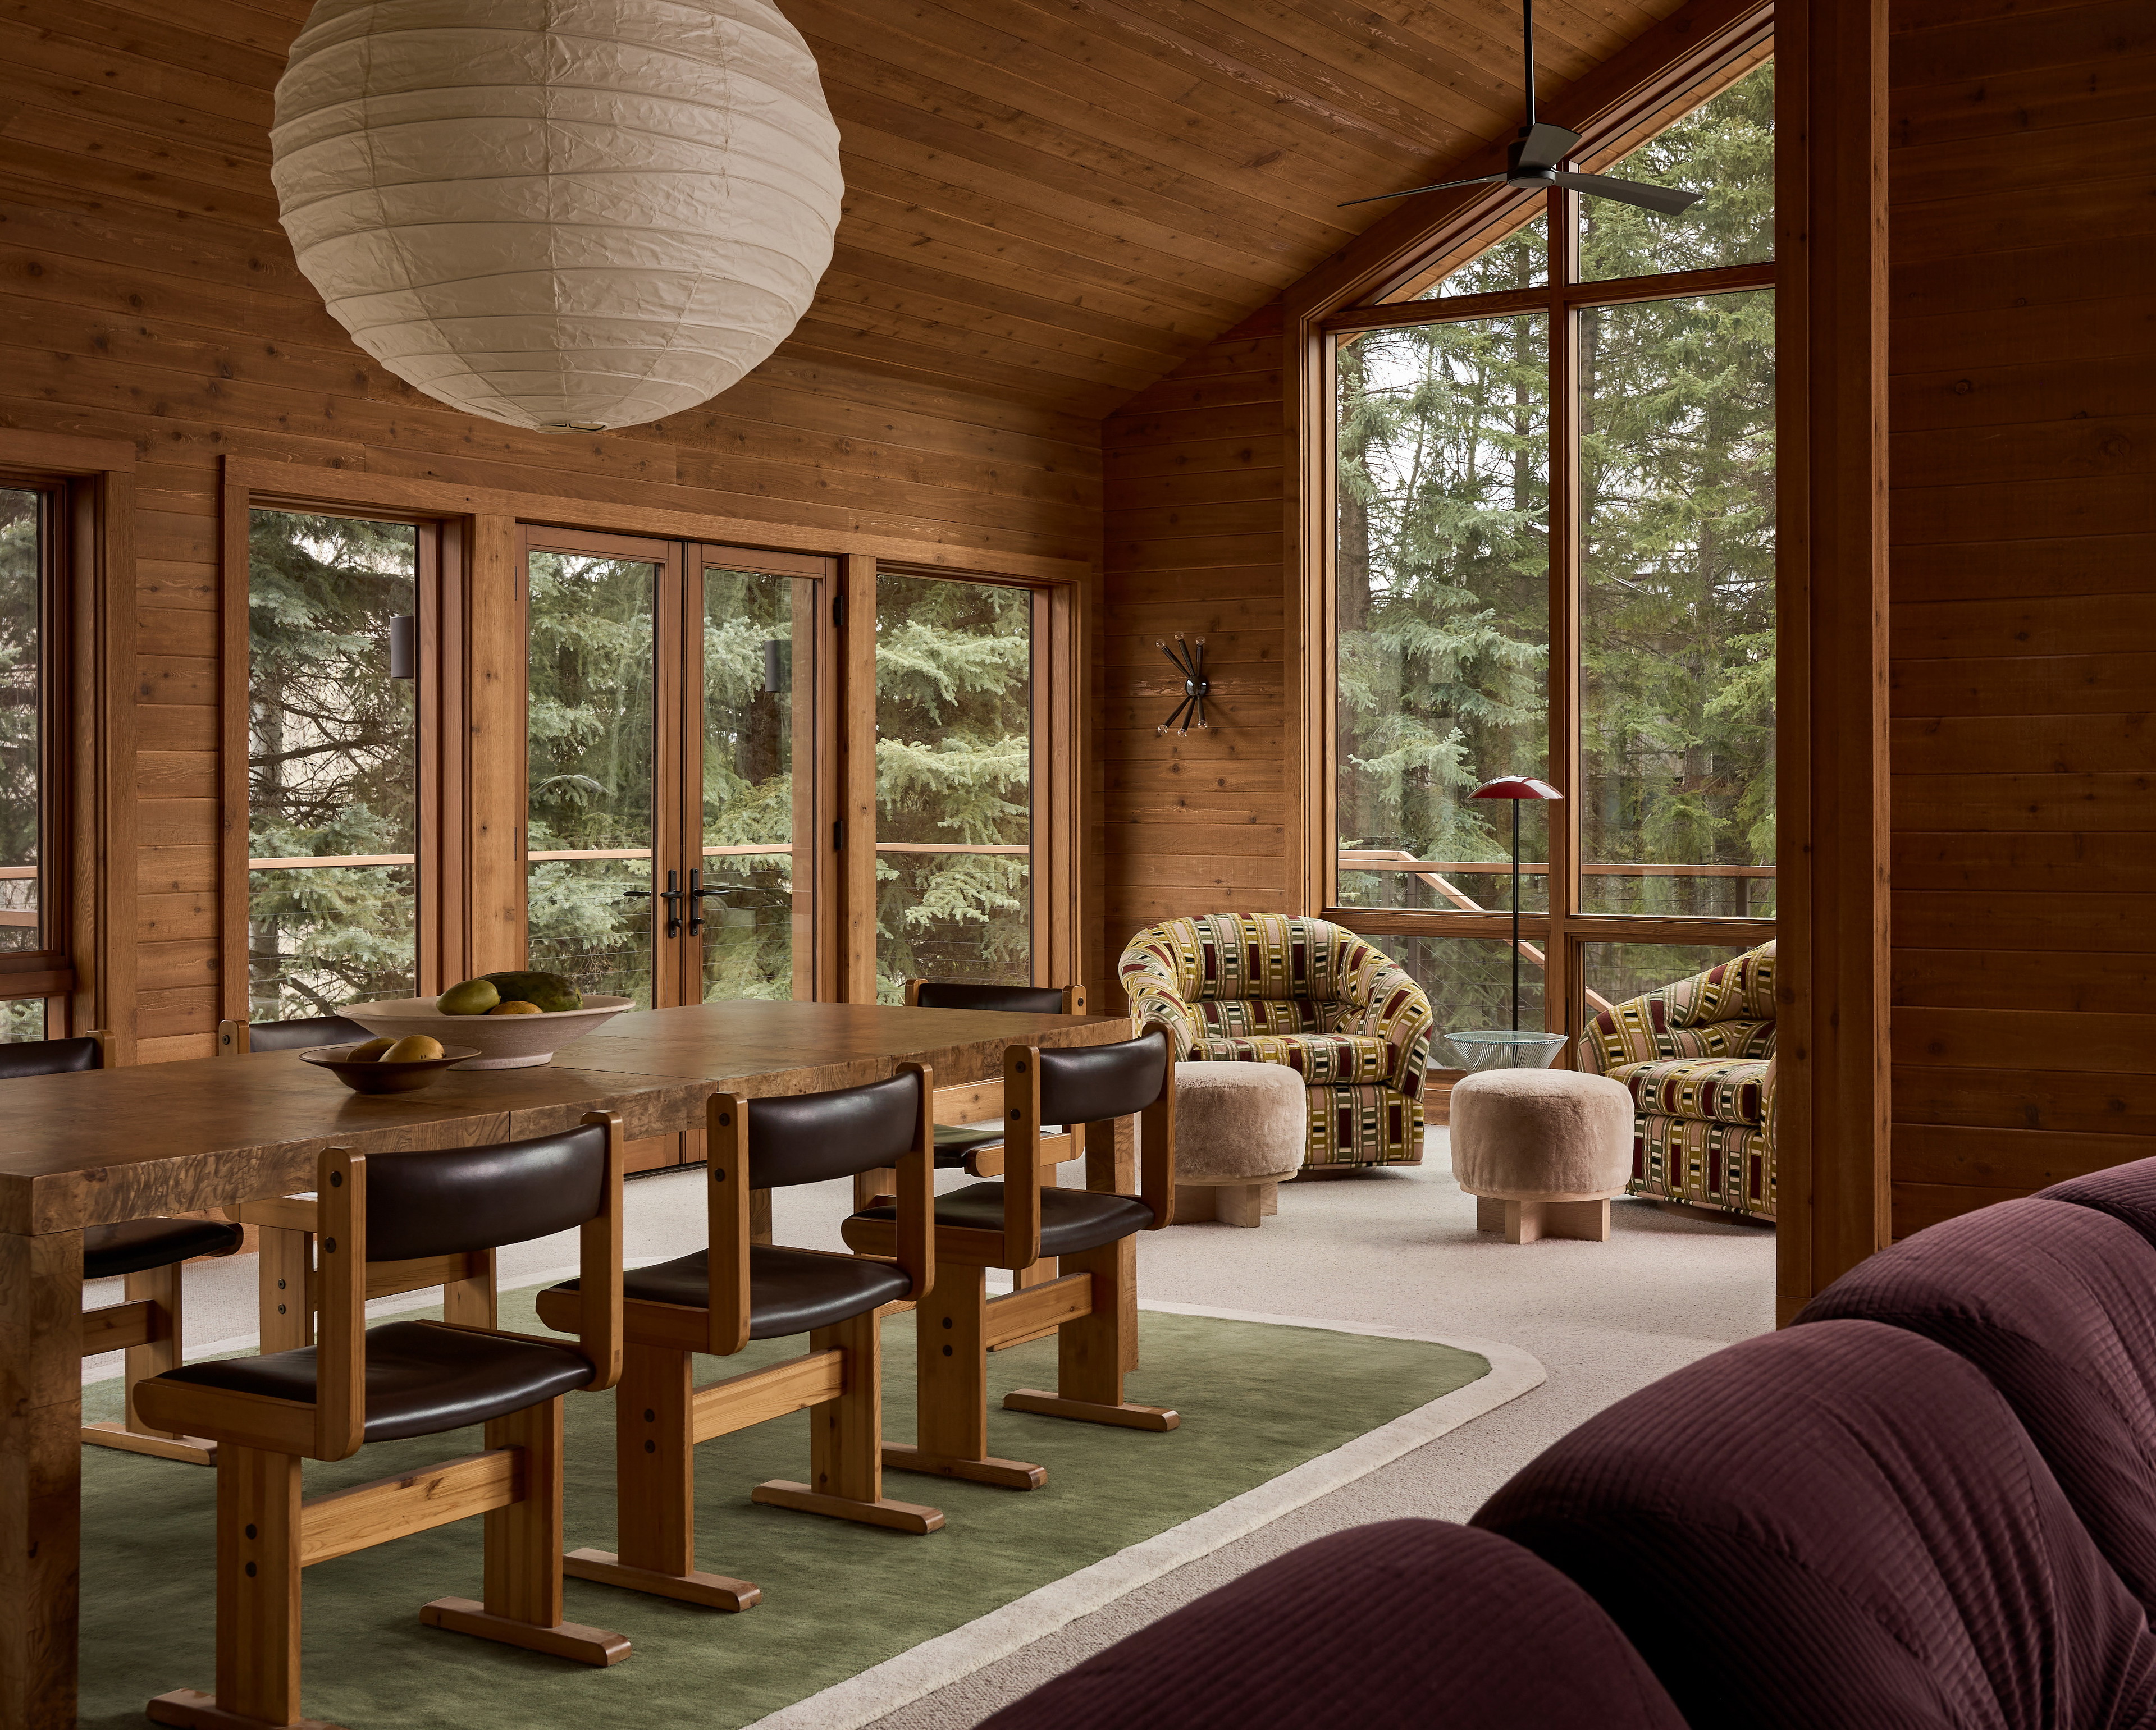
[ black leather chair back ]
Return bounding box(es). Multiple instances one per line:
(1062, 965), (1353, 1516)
(747, 1072), (922, 1188)
(0, 1035), (103, 1080)
(248, 1014), (374, 1052)
(1038, 1028), (1168, 1125)
(363, 1123), (611, 1262)
(915, 981), (1071, 1015)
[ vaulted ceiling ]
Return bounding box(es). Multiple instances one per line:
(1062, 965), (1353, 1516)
(784, 0), (1694, 415)
(2, 0), (1692, 422)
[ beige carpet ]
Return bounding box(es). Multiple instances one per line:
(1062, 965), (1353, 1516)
(87, 1125), (1773, 1728)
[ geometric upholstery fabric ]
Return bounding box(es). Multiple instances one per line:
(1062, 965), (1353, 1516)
(979, 1520), (1688, 1730)
(1121, 913), (1432, 1168)
(1577, 940), (1776, 1220)
(1617, 1056), (1770, 1125)
(1476, 1319), (2156, 1730)
(1637, 1115), (1774, 1219)
(1193, 1031), (1396, 1087)
(1797, 1195), (2156, 1619)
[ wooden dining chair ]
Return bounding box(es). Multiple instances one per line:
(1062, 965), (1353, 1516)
(218, 1014), (496, 1353)
(842, 1028), (1177, 1491)
(892, 981), (1090, 1344)
(3, 1031), (252, 1467)
(901, 979), (1089, 1175)
(536, 1069), (942, 1612)
(139, 1111), (629, 1730)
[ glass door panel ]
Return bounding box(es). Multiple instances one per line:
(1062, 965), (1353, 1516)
(1334, 314), (1552, 917)
(246, 510), (419, 1018)
(698, 566), (817, 1001)
(526, 550), (662, 1006)
(874, 572), (1033, 1000)
(1, 489), (43, 1041)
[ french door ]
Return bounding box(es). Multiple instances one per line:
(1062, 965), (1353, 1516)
(519, 526), (832, 1017)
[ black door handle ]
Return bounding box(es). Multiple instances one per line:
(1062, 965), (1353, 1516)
(686, 867), (705, 936)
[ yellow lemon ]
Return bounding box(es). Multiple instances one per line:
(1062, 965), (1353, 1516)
(346, 1037), (395, 1063)
(382, 1035), (446, 1063)
(488, 1000), (545, 1015)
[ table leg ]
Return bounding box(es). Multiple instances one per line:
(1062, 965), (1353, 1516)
(0, 1226), (84, 1729)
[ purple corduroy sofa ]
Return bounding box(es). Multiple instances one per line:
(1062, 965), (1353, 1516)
(984, 1158), (2156, 1729)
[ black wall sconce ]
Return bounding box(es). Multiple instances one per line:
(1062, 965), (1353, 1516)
(1154, 634), (1211, 736)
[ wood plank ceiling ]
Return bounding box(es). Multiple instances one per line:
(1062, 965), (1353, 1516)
(0, 0), (1692, 422)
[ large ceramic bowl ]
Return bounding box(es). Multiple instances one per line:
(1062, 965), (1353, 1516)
(338, 995), (635, 1069)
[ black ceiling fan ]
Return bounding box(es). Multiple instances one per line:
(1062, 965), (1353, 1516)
(1340, 0), (1703, 217)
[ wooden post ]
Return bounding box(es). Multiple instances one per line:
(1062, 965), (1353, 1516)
(838, 555), (879, 1003)
(1775, 0), (1892, 1322)
(0, 1227), (83, 1730)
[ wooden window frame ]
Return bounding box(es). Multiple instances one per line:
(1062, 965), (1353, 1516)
(0, 431), (135, 1053)
(219, 458), (1094, 1021)
(1294, 5), (1779, 1068)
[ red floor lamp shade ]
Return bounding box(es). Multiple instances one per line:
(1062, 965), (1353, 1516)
(1470, 776), (1563, 1032)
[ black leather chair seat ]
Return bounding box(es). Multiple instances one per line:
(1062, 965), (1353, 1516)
(556, 1246), (912, 1340)
(856, 1182), (1153, 1256)
(84, 1216), (245, 1282)
(933, 1122), (1074, 1169)
(154, 1320), (595, 1442)
(935, 1122), (1006, 1166)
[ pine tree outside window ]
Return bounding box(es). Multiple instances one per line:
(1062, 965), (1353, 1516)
(1328, 58), (1777, 1048)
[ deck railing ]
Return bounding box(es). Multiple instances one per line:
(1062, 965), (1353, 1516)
(244, 843), (1031, 871)
(1337, 849), (1779, 1017)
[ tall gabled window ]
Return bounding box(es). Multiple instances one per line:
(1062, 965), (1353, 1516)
(1327, 57), (1777, 1048)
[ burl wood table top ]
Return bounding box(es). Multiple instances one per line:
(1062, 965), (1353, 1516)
(0, 1001), (1130, 1234)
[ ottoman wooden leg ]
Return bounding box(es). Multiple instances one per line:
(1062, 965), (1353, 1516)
(1215, 1183), (1266, 1228)
(1476, 1196), (1611, 1243)
(1545, 1199), (1611, 1242)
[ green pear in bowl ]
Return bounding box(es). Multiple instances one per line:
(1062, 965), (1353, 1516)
(437, 977), (501, 1015)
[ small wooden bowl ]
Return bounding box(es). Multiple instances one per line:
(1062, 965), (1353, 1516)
(299, 1044), (482, 1096)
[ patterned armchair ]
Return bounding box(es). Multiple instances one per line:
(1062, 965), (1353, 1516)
(1119, 914), (1434, 1168)
(1576, 941), (1777, 1220)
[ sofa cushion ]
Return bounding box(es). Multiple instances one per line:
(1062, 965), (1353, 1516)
(979, 1520), (1688, 1730)
(1610, 1056), (1769, 1126)
(1194, 1032), (1396, 1087)
(1797, 1196), (2156, 1617)
(1475, 1321), (2156, 1730)
(2041, 1157), (2156, 1250)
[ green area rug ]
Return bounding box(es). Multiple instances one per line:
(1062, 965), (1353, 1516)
(80, 1293), (1511, 1729)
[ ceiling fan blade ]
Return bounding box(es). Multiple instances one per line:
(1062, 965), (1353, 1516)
(1515, 122), (1581, 171)
(1338, 174), (1508, 209)
(1552, 172), (1703, 216)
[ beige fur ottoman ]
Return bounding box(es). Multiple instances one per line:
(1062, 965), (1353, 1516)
(1450, 1068), (1634, 1244)
(1171, 1061), (1306, 1228)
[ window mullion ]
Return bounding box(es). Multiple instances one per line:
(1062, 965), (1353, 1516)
(1546, 186), (1583, 1049)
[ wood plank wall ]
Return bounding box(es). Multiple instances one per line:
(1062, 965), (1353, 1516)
(1885, 0), (2156, 1234)
(0, 11), (1100, 1063)
(1095, 305), (1291, 1009)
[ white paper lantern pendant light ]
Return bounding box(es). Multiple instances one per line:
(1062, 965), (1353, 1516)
(271, 0), (844, 434)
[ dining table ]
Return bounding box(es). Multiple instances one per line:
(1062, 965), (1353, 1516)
(0, 997), (1131, 1729)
